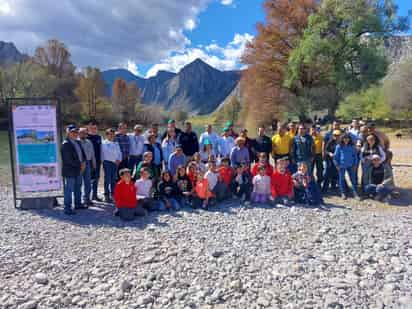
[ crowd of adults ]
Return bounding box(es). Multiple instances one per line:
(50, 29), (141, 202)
(61, 118), (396, 219)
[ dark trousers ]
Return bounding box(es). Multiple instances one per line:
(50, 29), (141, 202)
(114, 206), (146, 221)
(364, 184), (392, 199)
(103, 161), (117, 198)
(231, 183), (252, 201)
(312, 154), (323, 185)
(322, 160), (338, 192)
(63, 176), (82, 211)
(294, 181), (323, 206)
(91, 162), (101, 199)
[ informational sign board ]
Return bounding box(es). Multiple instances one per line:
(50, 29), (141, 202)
(8, 98), (62, 208)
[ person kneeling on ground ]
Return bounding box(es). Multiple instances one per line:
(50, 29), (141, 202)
(363, 154), (395, 202)
(193, 171), (215, 209)
(113, 168), (147, 221)
(251, 165), (272, 204)
(158, 171), (180, 210)
(135, 167), (162, 211)
(231, 163), (252, 205)
(271, 157), (294, 206)
(292, 162), (324, 206)
(176, 165), (193, 207)
(218, 157), (234, 200)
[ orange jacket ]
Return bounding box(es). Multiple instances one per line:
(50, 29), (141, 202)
(195, 178), (214, 199)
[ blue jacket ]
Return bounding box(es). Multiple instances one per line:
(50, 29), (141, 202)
(292, 134), (314, 162)
(333, 144), (358, 168)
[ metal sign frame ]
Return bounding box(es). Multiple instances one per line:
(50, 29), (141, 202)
(7, 97), (63, 209)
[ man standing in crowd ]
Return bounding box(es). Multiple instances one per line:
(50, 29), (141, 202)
(128, 124), (145, 171)
(287, 122), (298, 139)
(230, 137), (250, 167)
(310, 125), (323, 185)
(115, 122), (130, 173)
(324, 120), (341, 145)
(168, 144), (186, 177)
(61, 125), (86, 215)
(272, 124), (292, 163)
(252, 125), (272, 163)
(349, 119), (361, 141)
(225, 121), (239, 138)
(239, 128), (255, 162)
(161, 119), (182, 140)
(102, 128), (122, 203)
(291, 124), (314, 172)
(177, 121), (199, 159)
(87, 120), (102, 201)
(219, 127), (235, 159)
(199, 124), (220, 156)
(144, 123), (162, 144)
(79, 127), (96, 207)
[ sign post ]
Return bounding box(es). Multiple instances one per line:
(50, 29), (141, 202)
(7, 98), (63, 209)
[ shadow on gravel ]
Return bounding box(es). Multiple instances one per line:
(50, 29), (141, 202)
(27, 200), (170, 229)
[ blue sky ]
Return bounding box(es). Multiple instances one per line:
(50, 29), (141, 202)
(0, 0), (409, 77)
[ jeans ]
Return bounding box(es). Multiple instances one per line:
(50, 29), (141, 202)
(103, 161), (117, 198)
(232, 183), (252, 201)
(128, 155), (142, 171)
(91, 162), (101, 199)
(159, 198), (180, 210)
(82, 160), (92, 203)
(338, 167), (358, 195)
(63, 176), (82, 211)
(312, 154), (323, 185)
(251, 193), (270, 203)
(364, 184), (392, 199)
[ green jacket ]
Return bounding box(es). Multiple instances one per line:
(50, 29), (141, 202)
(364, 163), (395, 189)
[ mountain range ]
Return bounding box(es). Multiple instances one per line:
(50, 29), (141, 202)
(102, 59), (241, 114)
(0, 41), (28, 65)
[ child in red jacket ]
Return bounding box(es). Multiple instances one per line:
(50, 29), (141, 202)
(251, 152), (273, 177)
(271, 158), (294, 206)
(113, 168), (147, 220)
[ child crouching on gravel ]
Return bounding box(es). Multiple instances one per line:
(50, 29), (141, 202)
(176, 165), (193, 207)
(158, 171), (180, 210)
(193, 171), (215, 209)
(271, 157), (294, 206)
(251, 165), (272, 204)
(292, 162), (323, 206)
(231, 163), (252, 205)
(135, 167), (161, 211)
(218, 157), (234, 200)
(113, 168), (147, 221)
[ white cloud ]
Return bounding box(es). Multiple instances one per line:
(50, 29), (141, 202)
(127, 60), (141, 77)
(146, 32), (253, 77)
(221, 0), (234, 6)
(0, 0), (212, 69)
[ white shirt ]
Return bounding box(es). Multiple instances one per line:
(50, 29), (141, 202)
(128, 134), (145, 156)
(199, 132), (220, 155)
(101, 140), (122, 163)
(253, 175), (271, 195)
(219, 136), (235, 158)
(135, 178), (152, 199)
(204, 170), (218, 191)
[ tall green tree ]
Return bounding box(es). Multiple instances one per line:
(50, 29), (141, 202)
(285, 0), (409, 116)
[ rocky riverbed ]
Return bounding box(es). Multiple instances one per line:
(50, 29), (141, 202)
(1, 184), (412, 309)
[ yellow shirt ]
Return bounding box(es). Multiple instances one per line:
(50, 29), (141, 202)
(272, 133), (292, 155)
(287, 131), (296, 139)
(313, 134), (323, 154)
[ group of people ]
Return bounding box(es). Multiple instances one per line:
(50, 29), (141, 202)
(61, 118), (396, 220)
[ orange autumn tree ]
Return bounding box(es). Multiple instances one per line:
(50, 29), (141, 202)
(241, 0), (317, 128)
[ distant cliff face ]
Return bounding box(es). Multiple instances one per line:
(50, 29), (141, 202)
(384, 35), (412, 64)
(0, 41), (27, 66)
(102, 59), (241, 115)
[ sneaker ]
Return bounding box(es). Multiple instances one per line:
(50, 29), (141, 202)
(93, 196), (103, 202)
(244, 201), (251, 206)
(276, 204), (287, 209)
(341, 194), (347, 200)
(353, 193), (361, 201)
(85, 200), (94, 207)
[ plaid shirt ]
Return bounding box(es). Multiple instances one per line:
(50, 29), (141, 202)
(115, 134), (130, 160)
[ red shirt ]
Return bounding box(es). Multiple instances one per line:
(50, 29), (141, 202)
(113, 180), (137, 209)
(195, 179), (214, 199)
(251, 163), (274, 177)
(218, 166), (233, 186)
(271, 170), (293, 198)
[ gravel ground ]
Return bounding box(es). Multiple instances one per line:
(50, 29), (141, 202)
(1, 182), (412, 309)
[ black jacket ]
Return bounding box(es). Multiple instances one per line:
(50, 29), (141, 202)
(177, 131), (199, 156)
(251, 135), (272, 160)
(61, 139), (85, 178)
(161, 127), (183, 141)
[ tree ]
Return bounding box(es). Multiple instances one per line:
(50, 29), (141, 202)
(285, 0), (408, 116)
(75, 67), (107, 120)
(383, 57), (412, 118)
(216, 95), (242, 124)
(33, 39), (75, 78)
(112, 79), (142, 122)
(240, 0), (318, 128)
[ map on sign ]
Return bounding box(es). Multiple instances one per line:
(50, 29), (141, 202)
(12, 104), (61, 193)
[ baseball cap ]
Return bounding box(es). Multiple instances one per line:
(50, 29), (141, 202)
(175, 144), (183, 149)
(225, 121), (233, 127)
(66, 124), (79, 133)
(168, 119), (175, 124)
(222, 127), (229, 132)
(371, 154), (381, 161)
